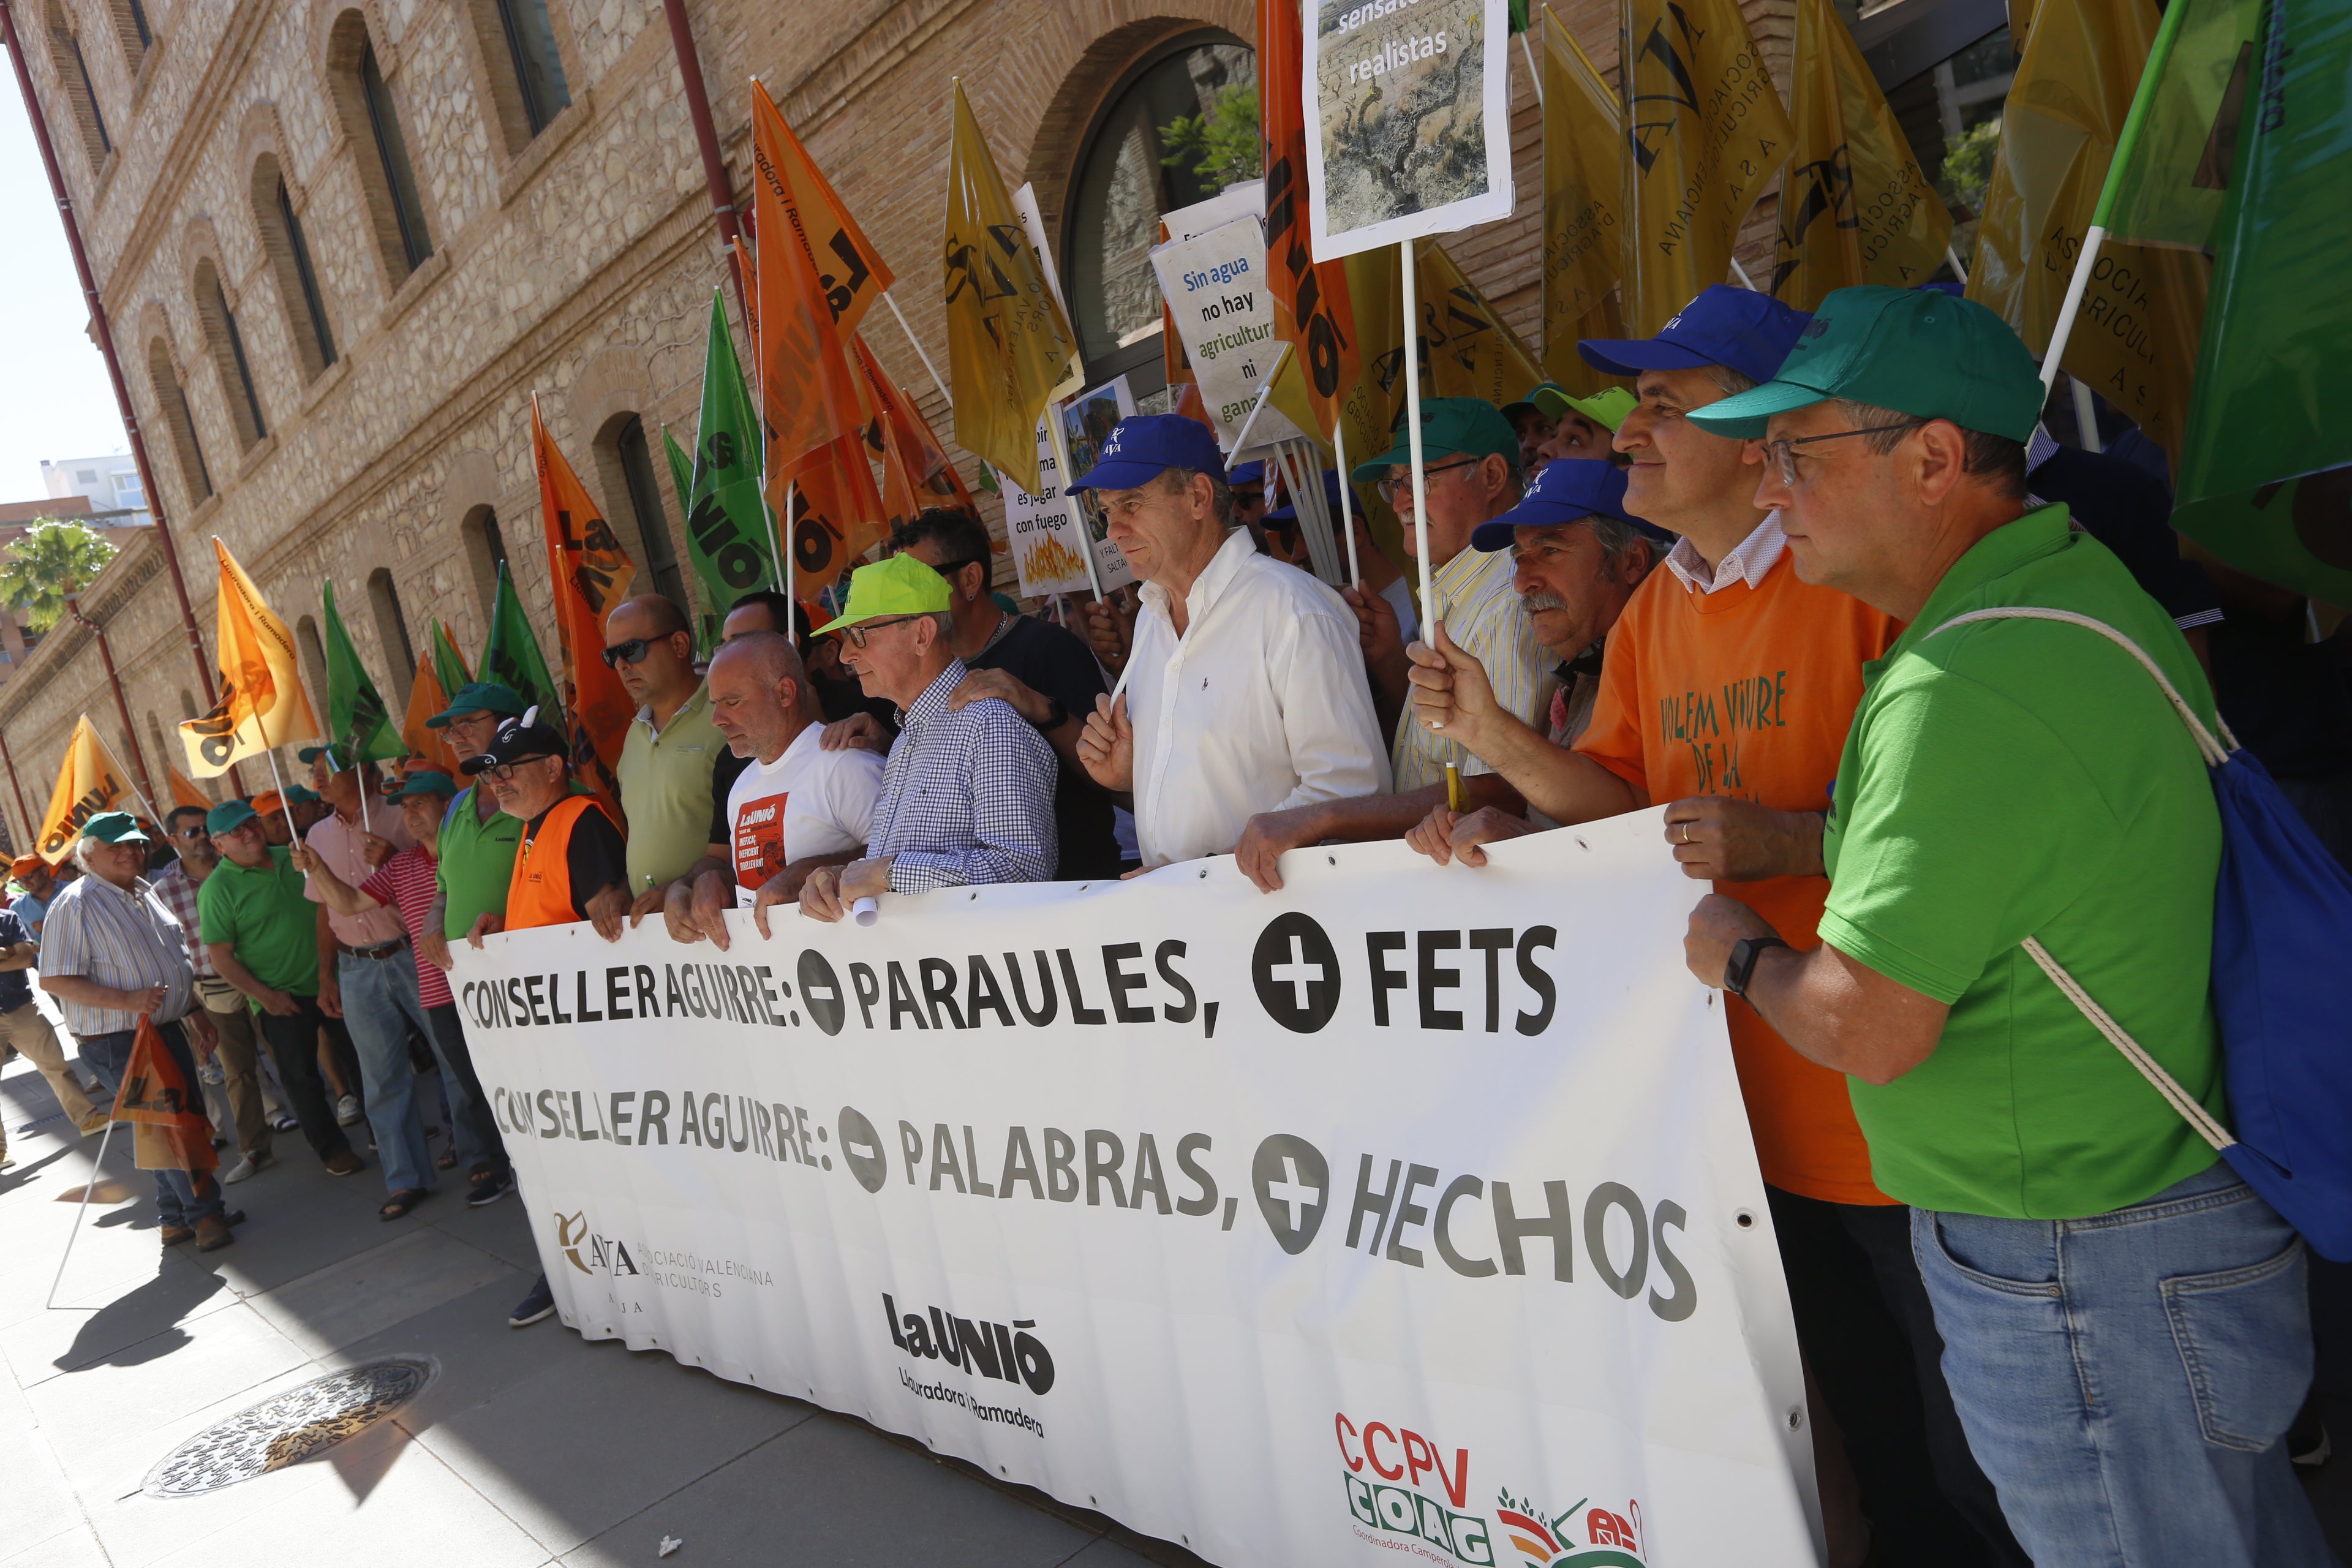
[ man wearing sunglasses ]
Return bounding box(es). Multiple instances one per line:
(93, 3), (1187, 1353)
(605, 595), (747, 927)
(1407, 286), (2019, 1566)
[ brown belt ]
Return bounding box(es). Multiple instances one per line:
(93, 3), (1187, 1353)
(342, 938), (407, 962)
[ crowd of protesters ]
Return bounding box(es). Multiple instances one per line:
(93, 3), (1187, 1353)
(4, 279), (2343, 1564)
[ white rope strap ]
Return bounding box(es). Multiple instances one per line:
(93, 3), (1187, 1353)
(1923, 607), (2238, 1152)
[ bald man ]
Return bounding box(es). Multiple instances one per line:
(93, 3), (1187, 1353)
(663, 631), (886, 948)
(608, 594), (747, 922)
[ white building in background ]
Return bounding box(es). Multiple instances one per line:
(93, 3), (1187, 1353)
(40, 452), (150, 526)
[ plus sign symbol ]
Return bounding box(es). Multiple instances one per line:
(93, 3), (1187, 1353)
(1251, 912), (1342, 1033)
(798, 949), (846, 1036)
(1251, 1134), (1331, 1254)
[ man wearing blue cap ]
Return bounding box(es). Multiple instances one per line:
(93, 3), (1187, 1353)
(1409, 286), (2016, 1566)
(1237, 461), (1661, 891)
(1679, 285), (2332, 1564)
(1071, 415), (1387, 869)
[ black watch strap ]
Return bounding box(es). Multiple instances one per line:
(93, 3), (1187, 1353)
(1037, 696), (1069, 731)
(1724, 937), (1790, 998)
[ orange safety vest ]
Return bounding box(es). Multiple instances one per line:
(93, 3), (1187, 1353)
(504, 796), (612, 930)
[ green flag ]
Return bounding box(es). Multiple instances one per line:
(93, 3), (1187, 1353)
(2172, 0), (2352, 603)
(429, 619), (472, 699)
(483, 564), (557, 718)
(2101, 0), (2264, 252)
(320, 581), (404, 763)
(679, 292), (780, 642)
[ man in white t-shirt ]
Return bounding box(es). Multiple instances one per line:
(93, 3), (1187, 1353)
(662, 632), (883, 948)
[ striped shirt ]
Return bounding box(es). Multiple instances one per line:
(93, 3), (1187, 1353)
(148, 862), (218, 978)
(1393, 544), (1553, 791)
(37, 870), (197, 1038)
(871, 659), (1058, 892)
(362, 846), (453, 1008)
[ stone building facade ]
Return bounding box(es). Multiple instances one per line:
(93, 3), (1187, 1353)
(1, 0), (1795, 848)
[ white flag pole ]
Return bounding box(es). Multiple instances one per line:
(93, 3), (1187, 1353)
(1334, 418), (1362, 588)
(782, 484), (797, 607)
(882, 290), (954, 412)
(45, 1117), (118, 1309)
(1401, 238), (1464, 813)
(1944, 243), (1971, 287)
(2039, 227), (2107, 391)
(1729, 256), (1760, 291)
(2071, 377), (2106, 454)
(1227, 342), (1295, 457)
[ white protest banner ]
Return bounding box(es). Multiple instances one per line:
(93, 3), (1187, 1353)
(1163, 179), (1266, 244)
(1153, 217), (1319, 454)
(1305, 0), (1516, 262)
(453, 815), (1823, 1568)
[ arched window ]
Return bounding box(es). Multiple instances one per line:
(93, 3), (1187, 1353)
(461, 503), (510, 620)
(45, 0), (111, 166)
(193, 258), (267, 451)
(251, 155), (337, 380)
(106, 0), (149, 73)
(295, 616), (331, 720)
(469, 0), (570, 156)
(1063, 34), (1255, 391)
(367, 567), (416, 703)
(147, 336), (211, 508)
(325, 12), (432, 285)
(596, 413), (687, 609)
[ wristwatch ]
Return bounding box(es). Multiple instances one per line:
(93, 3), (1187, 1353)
(1036, 696), (1069, 731)
(1724, 936), (1789, 998)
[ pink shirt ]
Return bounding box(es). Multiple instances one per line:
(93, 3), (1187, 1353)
(304, 808), (417, 949)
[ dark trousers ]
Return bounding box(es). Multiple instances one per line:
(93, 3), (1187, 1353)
(1768, 1185), (2030, 1567)
(426, 1003), (509, 1178)
(253, 995), (355, 1164)
(78, 1019), (225, 1229)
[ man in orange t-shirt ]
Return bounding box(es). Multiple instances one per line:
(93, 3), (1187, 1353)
(1404, 287), (2024, 1566)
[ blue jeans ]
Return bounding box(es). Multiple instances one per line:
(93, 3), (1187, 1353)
(1913, 1162), (2338, 1567)
(337, 947), (437, 1196)
(78, 1020), (225, 1231)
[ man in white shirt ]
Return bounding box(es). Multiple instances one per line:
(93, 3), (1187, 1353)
(1073, 415), (1389, 869)
(664, 631), (883, 948)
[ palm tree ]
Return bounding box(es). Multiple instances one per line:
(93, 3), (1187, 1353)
(0, 519), (118, 633)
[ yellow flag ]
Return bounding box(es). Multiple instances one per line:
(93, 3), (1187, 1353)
(179, 539), (320, 778)
(1966, 0), (2206, 458)
(1620, 0), (1796, 333)
(1772, 0), (1954, 307)
(942, 80), (1082, 496)
(1417, 239), (1547, 407)
(1541, 7), (1627, 394)
(36, 716), (138, 862)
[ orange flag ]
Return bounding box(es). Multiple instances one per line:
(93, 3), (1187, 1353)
(1259, 0), (1362, 440)
(167, 764), (209, 813)
(853, 335), (978, 535)
(530, 397), (637, 821)
(113, 1016), (219, 1176)
(401, 647), (464, 775)
(771, 434), (887, 608)
(749, 82), (893, 338)
(752, 81), (871, 477)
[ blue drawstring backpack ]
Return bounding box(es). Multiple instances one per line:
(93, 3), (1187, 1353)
(1931, 608), (2352, 1261)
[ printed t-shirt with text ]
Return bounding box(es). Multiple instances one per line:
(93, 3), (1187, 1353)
(1576, 549), (1904, 1204)
(722, 725), (886, 906)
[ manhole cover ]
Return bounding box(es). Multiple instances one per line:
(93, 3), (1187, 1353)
(142, 1357), (436, 1497)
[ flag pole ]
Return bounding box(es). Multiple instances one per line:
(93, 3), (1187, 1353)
(1228, 342), (1295, 456)
(2071, 377), (2106, 454)
(782, 484), (797, 608)
(45, 1116), (118, 1310)
(2035, 0), (2194, 388)
(262, 747), (298, 839)
(1401, 238), (1464, 814)
(882, 290), (954, 412)
(1518, 28), (1543, 107)
(1334, 418), (1362, 587)
(1729, 257), (1760, 291)
(1944, 244), (1970, 286)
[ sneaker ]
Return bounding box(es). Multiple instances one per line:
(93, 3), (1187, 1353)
(269, 1113), (300, 1134)
(334, 1095), (362, 1126)
(466, 1170), (514, 1208)
(77, 1110), (111, 1136)
(323, 1149), (366, 1177)
(508, 1275), (556, 1328)
(221, 1153), (259, 1184)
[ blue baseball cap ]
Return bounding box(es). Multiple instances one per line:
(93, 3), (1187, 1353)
(1265, 469), (1346, 524)
(1578, 285), (1812, 389)
(1227, 460), (1265, 488)
(1470, 460), (1663, 552)
(1068, 414), (1228, 492)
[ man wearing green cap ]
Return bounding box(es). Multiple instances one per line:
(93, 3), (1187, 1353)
(1678, 285), (2332, 1563)
(797, 553), (1057, 919)
(420, 681), (532, 975)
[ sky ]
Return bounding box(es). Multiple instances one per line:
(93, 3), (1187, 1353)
(0, 63), (133, 504)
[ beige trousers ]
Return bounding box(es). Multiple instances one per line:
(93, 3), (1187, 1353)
(2, 999), (99, 1133)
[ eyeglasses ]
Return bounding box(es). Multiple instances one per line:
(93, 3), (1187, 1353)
(483, 756), (557, 782)
(842, 615), (926, 649)
(1375, 458), (1478, 505)
(1762, 423), (1923, 486)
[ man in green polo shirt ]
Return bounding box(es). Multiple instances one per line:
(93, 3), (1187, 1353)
(422, 680), (531, 968)
(605, 595), (745, 921)
(198, 801), (365, 1177)
(1678, 285), (2331, 1564)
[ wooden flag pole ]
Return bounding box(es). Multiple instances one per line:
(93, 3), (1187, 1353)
(1400, 238), (1464, 814)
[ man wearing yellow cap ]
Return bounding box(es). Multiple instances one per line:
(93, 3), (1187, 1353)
(798, 554), (1057, 921)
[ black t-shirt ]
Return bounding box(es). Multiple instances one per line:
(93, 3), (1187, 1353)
(525, 801), (630, 920)
(2031, 446), (2222, 629)
(968, 614), (1123, 880)
(707, 745), (750, 850)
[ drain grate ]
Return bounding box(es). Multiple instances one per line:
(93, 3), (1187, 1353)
(142, 1357), (436, 1497)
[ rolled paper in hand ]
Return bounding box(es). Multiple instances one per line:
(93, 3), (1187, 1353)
(852, 897), (880, 927)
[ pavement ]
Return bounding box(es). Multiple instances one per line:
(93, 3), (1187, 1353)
(0, 1036), (1207, 1568)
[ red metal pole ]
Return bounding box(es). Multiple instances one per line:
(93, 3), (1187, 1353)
(1, 0), (217, 711)
(67, 597), (160, 815)
(657, 0), (748, 318)
(0, 725), (31, 853)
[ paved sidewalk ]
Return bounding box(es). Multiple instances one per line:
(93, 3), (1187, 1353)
(0, 1048), (1202, 1568)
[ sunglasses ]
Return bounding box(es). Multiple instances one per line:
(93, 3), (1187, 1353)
(599, 635), (679, 669)
(842, 615), (926, 649)
(174, 825), (210, 840)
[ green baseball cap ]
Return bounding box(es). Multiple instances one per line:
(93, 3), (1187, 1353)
(814, 552), (951, 635)
(1689, 285), (2044, 442)
(206, 800), (259, 835)
(80, 810), (149, 844)
(297, 742), (355, 769)
(282, 784), (320, 804)
(391, 769), (457, 800)
(426, 682), (529, 728)
(1531, 383), (1638, 432)
(1349, 398), (1519, 482)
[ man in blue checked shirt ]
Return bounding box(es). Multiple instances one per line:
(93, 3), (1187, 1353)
(798, 554), (1058, 921)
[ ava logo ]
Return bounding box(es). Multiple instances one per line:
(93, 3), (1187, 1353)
(1253, 1134), (1330, 1254)
(554, 1212), (641, 1276)
(1100, 427), (1126, 459)
(1253, 911), (1341, 1033)
(798, 949), (846, 1035)
(1495, 1487), (1646, 1567)
(837, 1105), (889, 1193)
